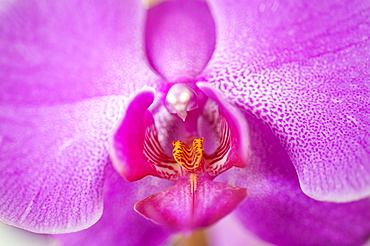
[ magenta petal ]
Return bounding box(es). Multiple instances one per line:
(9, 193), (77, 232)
(0, 97), (125, 233)
(110, 89), (158, 181)
(218, 113), (370, 246)
(0, 0), (159, 233)
(145, 0), (215, 81)
(205, 0), (370, 201)
(135, 175), (247, 231)
(0, 0), (158, 105)
(55, 163), (172, 246)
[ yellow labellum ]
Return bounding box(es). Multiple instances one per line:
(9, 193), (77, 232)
(172, 138), (204, 171)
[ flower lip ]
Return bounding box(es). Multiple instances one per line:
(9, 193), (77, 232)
(134, 173), (248, 232)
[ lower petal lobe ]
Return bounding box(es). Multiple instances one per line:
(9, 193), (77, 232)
(54, 163), (172, 246)
(135, 174), (247, 231)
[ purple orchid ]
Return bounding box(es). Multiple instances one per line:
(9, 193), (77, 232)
(1, 0), (370, 245)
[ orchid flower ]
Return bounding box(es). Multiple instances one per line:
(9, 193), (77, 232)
(1, 0), (370, 245)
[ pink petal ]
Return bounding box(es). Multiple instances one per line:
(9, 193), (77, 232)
(145, 0), (215, 81)
(0, 0), (159, 105)
(54, 163), (172, 246)
(204, 0), (370, 202)
(110, 89), (159, 182)
(135, 174), (247, 231)
(218, 112), (370, 246)
(0, 0), (159, 233)
(0, 97), (125, 233)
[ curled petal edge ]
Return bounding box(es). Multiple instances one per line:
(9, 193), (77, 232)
(109, 88), (158, 181)
(197, 82), (250, 169)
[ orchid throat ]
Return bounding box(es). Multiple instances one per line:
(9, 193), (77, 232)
(110, 83), (250, 231)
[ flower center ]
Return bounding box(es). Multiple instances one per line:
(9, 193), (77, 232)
(109, 84), (250, 231)
(172, 138), (204, 172)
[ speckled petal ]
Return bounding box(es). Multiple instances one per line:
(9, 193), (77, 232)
(54, 163), (172, 246)
(0, 0), (159, 105)
(0, 0), (159, 234)
(0, 96), (126, 233)
(145, 0), (215, 81)
(217, 112), (370, 246)
(205, 0), (370, 202)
